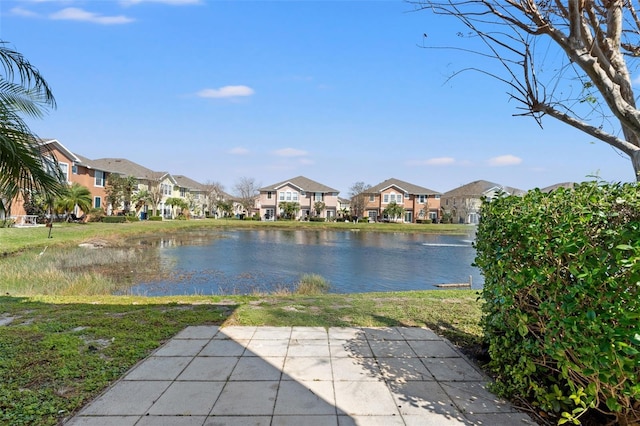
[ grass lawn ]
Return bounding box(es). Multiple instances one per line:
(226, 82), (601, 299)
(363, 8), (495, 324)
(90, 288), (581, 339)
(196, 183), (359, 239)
(0, 220), (482, 425)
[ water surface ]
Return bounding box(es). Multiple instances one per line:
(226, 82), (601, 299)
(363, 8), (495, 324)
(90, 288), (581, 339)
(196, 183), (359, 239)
(125, 229), (482, 296)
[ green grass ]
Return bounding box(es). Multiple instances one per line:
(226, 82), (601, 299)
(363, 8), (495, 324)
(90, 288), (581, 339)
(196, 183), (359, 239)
(0, 291), (482, 425)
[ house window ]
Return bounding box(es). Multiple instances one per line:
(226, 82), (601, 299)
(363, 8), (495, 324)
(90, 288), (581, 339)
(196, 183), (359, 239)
(58, 162), (69, 182)
(95, 171), (105, 187)
(279, 192), (285, 201)
(72, 164), (78, 174)
(369, 195), (374, 202)
(292, 192), (299, 201)
(435, 195), (441, 199)
(418, 195), (426, 204)
(315, 192), (323, 201)
(180, 188), (187, 197)
(383, 194), (389, 203)
(397, 194), (403, 203)
(267, 192), (272, 199)
(286, 191), (292, 201)
(94, 197), (101, 208)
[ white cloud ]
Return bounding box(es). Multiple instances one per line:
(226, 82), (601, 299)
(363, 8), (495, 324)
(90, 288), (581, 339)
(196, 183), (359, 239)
(10, 7), (40, 18)
(229, 147), (249, 155)
(197, 85), (255, 99)
(50, 8), (134, 24)
(273, 148), (308, 157)
(488, 154), (523, 166)
(407, 157), (456, 166)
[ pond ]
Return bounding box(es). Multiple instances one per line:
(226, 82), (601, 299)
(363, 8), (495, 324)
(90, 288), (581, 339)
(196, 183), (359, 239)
(124, 229), (482, 296)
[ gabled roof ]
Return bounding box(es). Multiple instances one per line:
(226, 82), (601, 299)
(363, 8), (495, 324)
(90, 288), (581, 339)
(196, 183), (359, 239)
(38, 138), (81, 164)
(74, 154), (109, 172)
(539, 182), (576, 193)
(89, 158), (174, 183)
(260, 176), (339, 194)
(367, 178), (440, 195)
(442, 180), (524, 197)
(173, 175), (205, 191)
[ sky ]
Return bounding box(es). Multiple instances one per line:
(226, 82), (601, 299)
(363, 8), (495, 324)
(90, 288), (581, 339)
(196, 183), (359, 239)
(0, 0), (635, 196)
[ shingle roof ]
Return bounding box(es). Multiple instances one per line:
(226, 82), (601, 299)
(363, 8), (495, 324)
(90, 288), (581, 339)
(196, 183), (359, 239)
(89, 158), (168, 181)
(173, 175), (205, 191)
(367, 178), (440, 195)
(259, 176), (339, 193)
(442, 180), (524, 197)
(538, 182), (576, 193)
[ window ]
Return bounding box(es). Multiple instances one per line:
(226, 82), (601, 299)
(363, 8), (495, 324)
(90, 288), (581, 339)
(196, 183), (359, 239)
(389, 193), (396, 203)
(267, 192), (272, 199)
(95, 171), (105, 187)
(161, 184), (172, 195)
(292, 192), (299, 201)
(286, 191), (292, 201)
(279, 192), (285, 201)
(94, 197), (101, 208)
(180, 188), (187, 197)
(418, 195), (426, 204)
(72, 164), (78, 174)
(397, 194), (403, 203)
(369, 195), (374, 202)
(58, 162), (69, 182)
(383, 194), (389, 203)
(315, 192), (323, 201)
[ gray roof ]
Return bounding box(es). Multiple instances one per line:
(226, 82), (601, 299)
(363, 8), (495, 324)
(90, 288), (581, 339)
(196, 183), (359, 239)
(260, 176), (339, 194)
(173, 175), (205, 191)
(442, 180), (524, 197)
(367, 178), (440, 195)
(89, 158), (168, 181)
(538, 182), (576, 193)
(74, 154), (109, 171)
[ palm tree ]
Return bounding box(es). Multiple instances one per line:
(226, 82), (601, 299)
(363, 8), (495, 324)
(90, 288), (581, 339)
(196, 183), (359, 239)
(0, 42), (64, 216)
(382, 202), (404, 223)
(55, 183), (92, 221)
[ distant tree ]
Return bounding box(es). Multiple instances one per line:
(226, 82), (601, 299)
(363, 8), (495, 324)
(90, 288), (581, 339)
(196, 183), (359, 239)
(202, 180), (225, 216)
(105, 175), (137, 214)
(233, 177), (259, 216)
(0, 42), (65, 219)
(218, 200), (233, 217)
(349, 181), (371, 220)
(382, 201), (404, 223)
(413, 0), (640, 179)
(132, 189), (150, 216)
(165, 197), (188, 219)
(314, 201), (326, 217)
(279, 201), (300, 220)
(146, 179), (164, 216)
(55, 183), (92, 221)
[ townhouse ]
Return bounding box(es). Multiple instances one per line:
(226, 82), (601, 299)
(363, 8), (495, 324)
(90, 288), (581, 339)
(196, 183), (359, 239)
(257, 176), (340, 220)
(362, 178), (441, 223)
(440, 180), (525, 224)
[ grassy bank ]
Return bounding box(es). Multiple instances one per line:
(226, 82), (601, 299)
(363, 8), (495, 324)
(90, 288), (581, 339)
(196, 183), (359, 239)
(0, 291), (482, 425)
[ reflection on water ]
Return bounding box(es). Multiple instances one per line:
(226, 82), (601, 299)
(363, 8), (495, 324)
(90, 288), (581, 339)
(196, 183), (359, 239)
(123, 229), (482, 296)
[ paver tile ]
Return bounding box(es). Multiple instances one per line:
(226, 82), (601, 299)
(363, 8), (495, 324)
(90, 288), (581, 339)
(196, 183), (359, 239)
(328, 327), (363, 340)
(210, 381), (279, 415)
(123, 356), (191, 381)
(272, 415), (339, 426)
(200, 339), (247, 356)
(440, 381), (515, 414)
(147, 381), (224, 415)
(361, 327), (405, 341)
(291, 326), (328, 340)
(137, 416), (207, 425)
(287, 340), (330, 357)
(282, 356), (333, 381)
(421, 358), (485, 382)
(331, 357), (383, 382)
(464, 412), (537, 425)
(154, 339), (208, 357)
(274, 380), (336, 415)
(217, 326), (256, 340)
(368, 340), (416, 358)
(398, 327), (441, 341)
(338, 415), (405, 426)
(64, 415), (141, 426)
(329, 340), (373, 358)
(408, 340), (461, 358)
(388, 381), (462, 418)
(174, 325), (219, 339)
(245, 339), (290, 357)
(377, 356), (435, 382)
(205, 416), (271, 425)
(229, 356), (284, 381)
(252, 326), (292, 340)
(333, 381), (399, 416)
(78, 381), (172, 415)
(177, 356), (239, 381)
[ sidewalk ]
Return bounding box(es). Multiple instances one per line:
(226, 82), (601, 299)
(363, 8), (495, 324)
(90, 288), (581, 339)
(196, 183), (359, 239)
(66, 326), (534, 425)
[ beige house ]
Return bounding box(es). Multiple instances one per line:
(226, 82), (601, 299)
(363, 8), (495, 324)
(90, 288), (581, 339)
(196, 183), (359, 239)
(363, 178), (441, 223)
(257, 176), (339, 220)
(440, 179), (524, 224)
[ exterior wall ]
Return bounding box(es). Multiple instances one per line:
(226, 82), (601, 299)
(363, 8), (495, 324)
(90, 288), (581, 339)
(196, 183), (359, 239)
(363, 187), (441, 223)
(71, 164), (108, 213)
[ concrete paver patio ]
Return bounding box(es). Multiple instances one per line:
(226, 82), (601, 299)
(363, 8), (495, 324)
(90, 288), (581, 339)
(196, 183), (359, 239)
(65, 326), (535, 426)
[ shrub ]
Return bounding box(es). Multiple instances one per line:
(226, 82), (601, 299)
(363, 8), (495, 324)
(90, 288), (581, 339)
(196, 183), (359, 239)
(87, 208), (105, 223)
(475, 181), (640, 425)
(148, 216), (162, 221)
(125, 215), (139, 222)
(101, 216), (126, 224)
(309, 217), (325, 222)
(295, 274), (331, 295)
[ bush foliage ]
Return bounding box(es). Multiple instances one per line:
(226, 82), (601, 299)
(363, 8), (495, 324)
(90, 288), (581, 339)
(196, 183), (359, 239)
(101, 216), (126, 224)
(475, 182), (639, 425)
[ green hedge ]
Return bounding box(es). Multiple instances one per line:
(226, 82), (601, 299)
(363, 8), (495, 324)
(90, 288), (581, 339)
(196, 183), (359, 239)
(101, 216), (126, 224)
(475, 181), (639, 425)
(148, 216), (162, 221)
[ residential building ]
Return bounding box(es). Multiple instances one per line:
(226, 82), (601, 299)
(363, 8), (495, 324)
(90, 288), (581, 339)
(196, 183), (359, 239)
(73, 154), (112, 213)
(440, 179), (524, 224)
(173, 175), (207, 218)
(257, 176), (340, 220)
(363, 178), (441, 223)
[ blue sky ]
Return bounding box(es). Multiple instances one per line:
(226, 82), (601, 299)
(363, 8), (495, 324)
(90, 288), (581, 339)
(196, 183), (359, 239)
(1, 0), (634, 195)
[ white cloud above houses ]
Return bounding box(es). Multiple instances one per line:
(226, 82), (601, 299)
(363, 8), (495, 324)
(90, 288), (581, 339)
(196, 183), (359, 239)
(50, 8), (134, 24)
(228, 147), (250, 155)
(488, 154), (523, 166)
(197, 85), (255, 99)
(273, 148), (308, 157)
